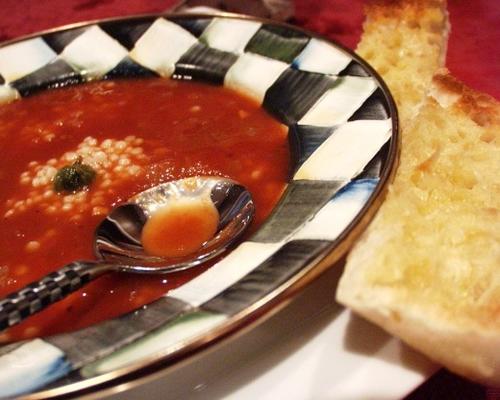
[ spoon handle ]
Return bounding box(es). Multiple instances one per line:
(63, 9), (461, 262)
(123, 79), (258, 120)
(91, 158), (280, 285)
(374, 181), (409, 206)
(0, 261), (106, 331)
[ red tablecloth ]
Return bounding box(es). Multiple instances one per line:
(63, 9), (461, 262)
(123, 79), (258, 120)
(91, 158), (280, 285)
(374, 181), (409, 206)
(1, 0), (498, 99)
(296, 0), (500, 100)
(0, 1), (498, 398)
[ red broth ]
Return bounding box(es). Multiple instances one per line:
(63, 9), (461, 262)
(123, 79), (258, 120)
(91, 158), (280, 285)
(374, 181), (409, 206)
(0, 79), (289, 342)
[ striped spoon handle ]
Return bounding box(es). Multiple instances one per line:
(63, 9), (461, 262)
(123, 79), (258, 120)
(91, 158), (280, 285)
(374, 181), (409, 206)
(0, 261), (106, 331)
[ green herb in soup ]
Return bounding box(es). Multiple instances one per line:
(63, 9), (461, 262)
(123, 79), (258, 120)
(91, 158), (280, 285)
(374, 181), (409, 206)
(53, 157), (96, 193)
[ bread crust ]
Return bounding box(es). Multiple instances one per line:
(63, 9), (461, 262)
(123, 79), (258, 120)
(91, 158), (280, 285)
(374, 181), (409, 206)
(366, 0), (447, 20)
(339, 289), (500, 386)
(432, 69), (500, 127)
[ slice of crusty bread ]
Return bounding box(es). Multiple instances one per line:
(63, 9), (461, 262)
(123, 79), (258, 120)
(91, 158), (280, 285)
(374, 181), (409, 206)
(356, 0), (449, 125)
(337, 0), (500, 386)
(337, 70), (500, 386)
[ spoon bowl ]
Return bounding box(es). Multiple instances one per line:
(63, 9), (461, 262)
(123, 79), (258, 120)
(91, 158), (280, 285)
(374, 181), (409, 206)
(95, 176), (254, 273)
(0, 176), (254, 330)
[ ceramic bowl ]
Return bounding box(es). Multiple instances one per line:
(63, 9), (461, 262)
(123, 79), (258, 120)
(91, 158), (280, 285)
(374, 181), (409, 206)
(0, 12), (398, 398)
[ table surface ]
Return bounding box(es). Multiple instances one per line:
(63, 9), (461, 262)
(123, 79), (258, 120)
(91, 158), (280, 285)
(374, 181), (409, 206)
(0, 1), (498, 399)
(1, 0), (498, 99)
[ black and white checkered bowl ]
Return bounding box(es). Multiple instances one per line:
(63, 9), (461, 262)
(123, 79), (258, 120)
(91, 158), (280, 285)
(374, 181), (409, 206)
(0, 12), (399, 399)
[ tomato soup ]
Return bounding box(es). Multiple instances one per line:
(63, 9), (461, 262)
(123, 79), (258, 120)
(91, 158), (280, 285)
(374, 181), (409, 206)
(0, 79), (289, 342)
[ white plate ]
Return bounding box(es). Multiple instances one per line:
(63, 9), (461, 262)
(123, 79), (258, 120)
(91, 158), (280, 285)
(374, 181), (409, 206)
(102, 262), (437, 400)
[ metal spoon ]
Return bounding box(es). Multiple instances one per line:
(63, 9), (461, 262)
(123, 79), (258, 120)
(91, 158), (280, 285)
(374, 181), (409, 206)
(0, 176), (254, 331)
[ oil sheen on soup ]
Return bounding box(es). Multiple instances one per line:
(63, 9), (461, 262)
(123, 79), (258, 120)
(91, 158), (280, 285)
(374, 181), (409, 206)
(0, 79), (289, 342)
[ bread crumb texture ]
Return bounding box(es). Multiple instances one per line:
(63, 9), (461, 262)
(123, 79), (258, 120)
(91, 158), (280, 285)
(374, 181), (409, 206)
(366, 71), (498, 325)
(338, 71), (500, 385)
(356, 0), (449, 124)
